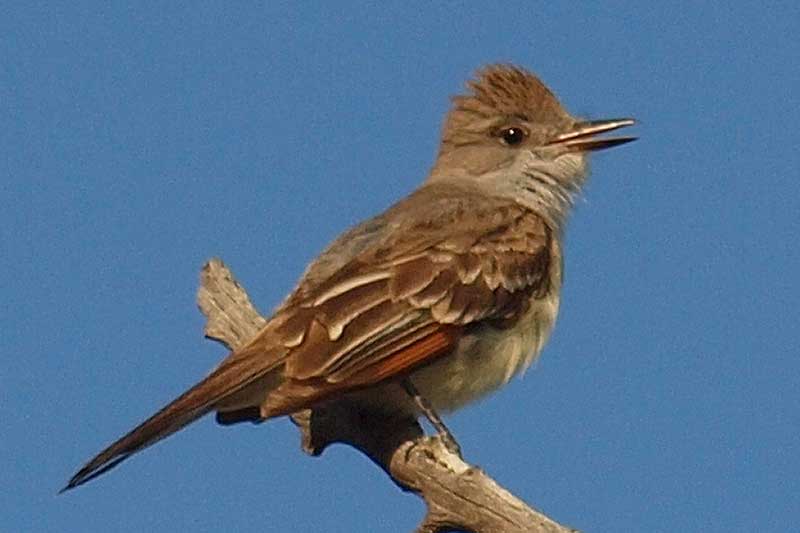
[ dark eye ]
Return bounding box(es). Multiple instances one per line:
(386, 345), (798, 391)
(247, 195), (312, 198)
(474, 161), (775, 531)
(499, 126), (528, 146)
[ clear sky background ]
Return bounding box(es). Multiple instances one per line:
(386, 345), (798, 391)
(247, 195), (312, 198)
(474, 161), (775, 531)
(2, 2), (798, 532)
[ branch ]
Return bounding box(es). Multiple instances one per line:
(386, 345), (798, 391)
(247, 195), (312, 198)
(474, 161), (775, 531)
(197, 258), (577, 533)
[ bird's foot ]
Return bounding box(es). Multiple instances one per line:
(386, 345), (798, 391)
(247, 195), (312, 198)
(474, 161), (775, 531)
(401, 378), (462, 458)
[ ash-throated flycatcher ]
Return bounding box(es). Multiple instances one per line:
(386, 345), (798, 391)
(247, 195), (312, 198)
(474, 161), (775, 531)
(64, 64), (635, 491)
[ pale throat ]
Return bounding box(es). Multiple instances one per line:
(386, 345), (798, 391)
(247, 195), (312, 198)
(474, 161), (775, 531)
(487, 151), (588, 230)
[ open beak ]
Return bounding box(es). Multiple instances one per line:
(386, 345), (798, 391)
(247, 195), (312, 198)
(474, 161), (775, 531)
(547, 118), (637, 152)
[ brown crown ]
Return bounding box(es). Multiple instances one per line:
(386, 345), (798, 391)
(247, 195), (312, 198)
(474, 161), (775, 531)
(442, 65), (572, 141)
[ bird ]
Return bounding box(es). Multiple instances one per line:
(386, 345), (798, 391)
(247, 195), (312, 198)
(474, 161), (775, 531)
(63, 64), (636, 491)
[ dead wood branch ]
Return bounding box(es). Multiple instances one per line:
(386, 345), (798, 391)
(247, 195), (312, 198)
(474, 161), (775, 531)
(197, 258), (576, 533)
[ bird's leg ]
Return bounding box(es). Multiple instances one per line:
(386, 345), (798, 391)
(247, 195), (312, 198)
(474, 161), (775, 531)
(401, 377), (462, 456)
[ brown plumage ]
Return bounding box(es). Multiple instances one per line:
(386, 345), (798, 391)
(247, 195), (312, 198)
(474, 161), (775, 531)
(64, 64), (635, 491)
(443, 65), (572, 143)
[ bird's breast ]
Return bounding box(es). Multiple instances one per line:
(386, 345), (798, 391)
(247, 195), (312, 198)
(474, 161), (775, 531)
(410, 287), (561, 413)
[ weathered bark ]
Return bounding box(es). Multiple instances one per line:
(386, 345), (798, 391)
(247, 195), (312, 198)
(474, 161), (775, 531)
(197, 258), (576, 533)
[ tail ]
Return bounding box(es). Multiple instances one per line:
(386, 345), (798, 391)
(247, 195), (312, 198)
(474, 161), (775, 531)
(62, 347), (280, 492)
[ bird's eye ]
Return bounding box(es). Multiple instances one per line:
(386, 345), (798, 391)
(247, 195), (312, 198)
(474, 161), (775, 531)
(498, 126), (528, 146)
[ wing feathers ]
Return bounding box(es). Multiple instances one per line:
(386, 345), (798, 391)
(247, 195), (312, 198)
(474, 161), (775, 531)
(346, 326), (459, 385)
(279, 204), (552, 392)
(315, 280), (391, 341)
(262, 325), (460, 418)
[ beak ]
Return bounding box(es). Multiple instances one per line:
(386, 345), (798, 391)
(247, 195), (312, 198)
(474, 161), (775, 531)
(546, 118), (637, 152)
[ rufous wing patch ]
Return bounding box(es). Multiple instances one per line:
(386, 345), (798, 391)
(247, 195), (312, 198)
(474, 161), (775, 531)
(260, 325), (460, 418)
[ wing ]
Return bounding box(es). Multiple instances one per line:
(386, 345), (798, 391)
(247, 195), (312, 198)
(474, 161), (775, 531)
(261, 183), (556, 416)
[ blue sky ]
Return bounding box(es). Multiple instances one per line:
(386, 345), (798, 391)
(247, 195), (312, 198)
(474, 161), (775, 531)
(2, 2), (798, 532)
